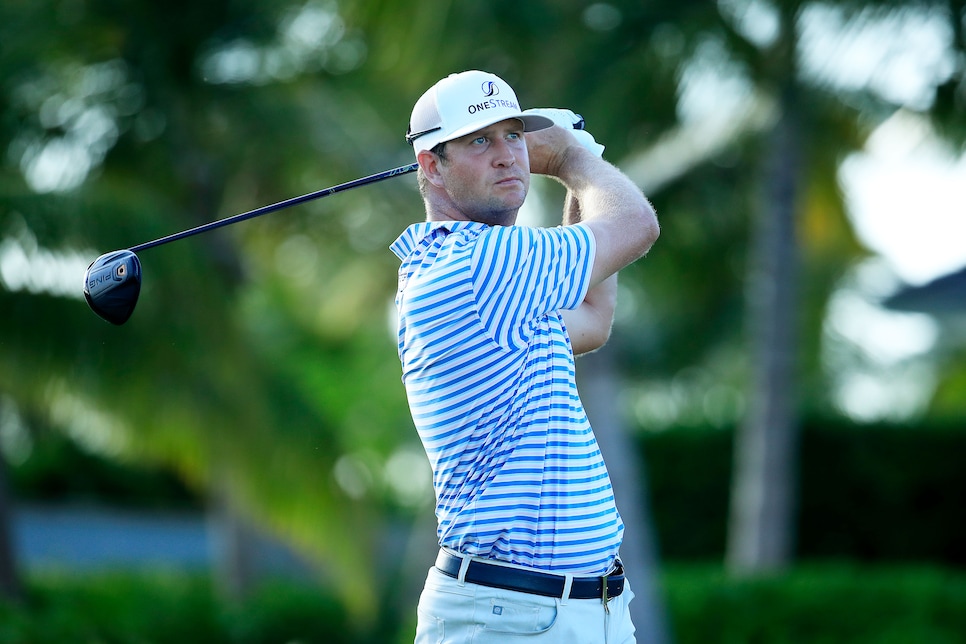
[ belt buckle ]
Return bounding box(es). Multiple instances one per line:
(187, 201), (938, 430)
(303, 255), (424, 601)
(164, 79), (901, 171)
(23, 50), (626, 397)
(602, 573), (611, 613)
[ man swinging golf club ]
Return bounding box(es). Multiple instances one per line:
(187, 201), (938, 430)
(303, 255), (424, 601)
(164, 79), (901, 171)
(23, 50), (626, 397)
(391, 70), (660, 643)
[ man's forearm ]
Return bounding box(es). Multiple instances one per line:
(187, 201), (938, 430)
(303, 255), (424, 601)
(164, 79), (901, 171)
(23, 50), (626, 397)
(563, 190), (581, 226)
(551, 147), (659, 287)
(554, 147), (649, 225)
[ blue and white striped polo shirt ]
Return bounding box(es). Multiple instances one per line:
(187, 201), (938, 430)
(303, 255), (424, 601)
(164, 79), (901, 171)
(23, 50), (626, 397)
(390, 220), (623, 576)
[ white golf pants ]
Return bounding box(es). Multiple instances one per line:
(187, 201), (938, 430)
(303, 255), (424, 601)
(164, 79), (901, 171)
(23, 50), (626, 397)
(414, 566), (636, 643)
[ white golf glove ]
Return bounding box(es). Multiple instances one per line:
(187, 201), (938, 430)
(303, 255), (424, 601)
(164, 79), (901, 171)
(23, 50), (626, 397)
(524, 108), (605, 157)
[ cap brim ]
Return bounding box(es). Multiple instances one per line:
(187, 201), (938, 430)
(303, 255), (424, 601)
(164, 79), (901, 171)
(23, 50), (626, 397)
(520, 113), (555, 133)
(414, 113), (555, 154)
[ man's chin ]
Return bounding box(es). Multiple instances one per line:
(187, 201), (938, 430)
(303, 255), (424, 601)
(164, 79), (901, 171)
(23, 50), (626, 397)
(461, 195), (524, 226)
(473, 210), (517, 226)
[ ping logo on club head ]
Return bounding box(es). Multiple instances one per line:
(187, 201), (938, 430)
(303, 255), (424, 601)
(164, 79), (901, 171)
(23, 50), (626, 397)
(481, 81), (499, 97)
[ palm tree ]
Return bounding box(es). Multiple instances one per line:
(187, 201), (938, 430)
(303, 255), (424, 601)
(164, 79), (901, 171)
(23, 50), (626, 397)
(716, 0), (966, 573)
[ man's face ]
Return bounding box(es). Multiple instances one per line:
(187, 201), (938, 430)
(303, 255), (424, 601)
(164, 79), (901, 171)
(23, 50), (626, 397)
(435, 119), (530, 226)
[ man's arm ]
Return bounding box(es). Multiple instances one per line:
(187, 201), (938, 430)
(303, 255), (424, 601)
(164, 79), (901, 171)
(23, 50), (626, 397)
(557, 190), (616, 354)
(532, 130), (659, 353)
(527, 126), (660, 288)
(560, 273), (617, 355)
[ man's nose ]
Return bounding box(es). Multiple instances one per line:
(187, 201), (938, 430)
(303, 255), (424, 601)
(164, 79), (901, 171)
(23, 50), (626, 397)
(491, 138), (517, 167)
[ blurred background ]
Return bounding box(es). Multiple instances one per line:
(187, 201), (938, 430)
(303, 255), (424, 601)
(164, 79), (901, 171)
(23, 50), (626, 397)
(1, 0), (965, 642)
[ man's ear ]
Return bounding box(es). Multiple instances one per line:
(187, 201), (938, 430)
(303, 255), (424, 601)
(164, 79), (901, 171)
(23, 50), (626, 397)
(417, 150), (445, 188)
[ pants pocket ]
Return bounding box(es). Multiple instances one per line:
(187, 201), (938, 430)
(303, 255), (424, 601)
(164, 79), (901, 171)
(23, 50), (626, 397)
(478, 596), (558, 636)
(415, 568), (560, 642)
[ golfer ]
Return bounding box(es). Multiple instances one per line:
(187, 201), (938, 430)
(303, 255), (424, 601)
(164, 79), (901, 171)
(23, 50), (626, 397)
(391, 70), (659, 643)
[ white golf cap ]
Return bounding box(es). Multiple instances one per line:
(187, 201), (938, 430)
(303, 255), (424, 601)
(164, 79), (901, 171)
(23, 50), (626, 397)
(406, 70), (554, 154)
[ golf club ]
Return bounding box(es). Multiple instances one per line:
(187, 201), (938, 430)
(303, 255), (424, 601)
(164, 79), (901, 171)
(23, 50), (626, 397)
(83, 162), (418, 325)
(84, 113), (592, 325)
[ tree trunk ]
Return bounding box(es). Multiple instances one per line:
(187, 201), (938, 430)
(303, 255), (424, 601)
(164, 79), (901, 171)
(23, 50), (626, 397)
(726, 80), (802, 574)
(208, 472), (258, 601)
(579, 346), (672, 644)
(0, 454), (23, 603)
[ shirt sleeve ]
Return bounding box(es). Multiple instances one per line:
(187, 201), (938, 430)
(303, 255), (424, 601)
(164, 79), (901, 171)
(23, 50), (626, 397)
(471, 223), (596, 349)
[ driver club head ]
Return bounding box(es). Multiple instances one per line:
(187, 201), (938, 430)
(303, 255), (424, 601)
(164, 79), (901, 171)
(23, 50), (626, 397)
(84, 250), (142, 325)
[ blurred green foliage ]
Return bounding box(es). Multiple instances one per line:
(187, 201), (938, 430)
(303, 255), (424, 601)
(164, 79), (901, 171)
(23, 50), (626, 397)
(664, 563), (966, 644)
(9, 430), (198, 509)
(644, 421), (966, 565)
(0, 571), (355, 644)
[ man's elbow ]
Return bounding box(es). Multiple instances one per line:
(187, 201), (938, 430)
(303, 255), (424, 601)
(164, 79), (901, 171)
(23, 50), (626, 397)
(636, 200), (660, 255)
(573, 326), (612, 356)
(571, 314), (614, 356)
(591, 324), (614, 353)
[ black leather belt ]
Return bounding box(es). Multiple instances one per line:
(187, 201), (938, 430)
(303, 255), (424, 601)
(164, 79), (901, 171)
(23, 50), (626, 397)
(435, 550), (624, 600)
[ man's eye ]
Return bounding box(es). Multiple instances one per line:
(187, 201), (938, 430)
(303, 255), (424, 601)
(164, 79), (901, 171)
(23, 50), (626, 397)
(472, 136), (487, 145)
(507, 132), (522, 140)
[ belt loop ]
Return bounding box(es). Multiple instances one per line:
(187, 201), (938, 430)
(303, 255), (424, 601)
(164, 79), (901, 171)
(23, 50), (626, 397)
(457, 555), (471, 587)
(559, 574), (573, 605)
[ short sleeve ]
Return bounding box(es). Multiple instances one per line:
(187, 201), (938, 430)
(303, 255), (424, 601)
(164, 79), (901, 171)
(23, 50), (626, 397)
(471, 223), (596, 349)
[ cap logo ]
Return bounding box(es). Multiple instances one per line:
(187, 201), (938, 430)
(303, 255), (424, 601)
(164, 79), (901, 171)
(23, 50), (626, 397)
(481, 81), (499, 97)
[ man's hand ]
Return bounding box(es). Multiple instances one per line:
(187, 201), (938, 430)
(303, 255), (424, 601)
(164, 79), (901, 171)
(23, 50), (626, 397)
(525, 124), (588, 178)
(524, 108), (605, 157)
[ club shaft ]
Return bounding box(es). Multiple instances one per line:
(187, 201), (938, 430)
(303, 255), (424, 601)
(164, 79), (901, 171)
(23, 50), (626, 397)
(129, 162), (419, 253)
